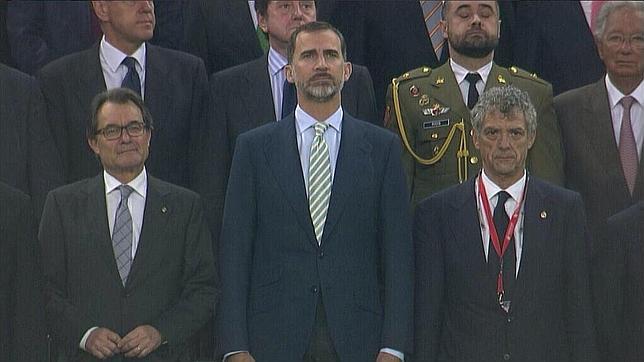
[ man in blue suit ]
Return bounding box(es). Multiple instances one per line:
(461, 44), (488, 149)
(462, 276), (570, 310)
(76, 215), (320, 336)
(218, 22), (413, 362)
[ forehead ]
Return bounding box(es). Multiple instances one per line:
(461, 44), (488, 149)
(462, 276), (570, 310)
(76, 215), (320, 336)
(97, 101), (143, 125)
(446, 1), (498, 14)
(294, 29), (341, 53)
(482, 108), (526, 128)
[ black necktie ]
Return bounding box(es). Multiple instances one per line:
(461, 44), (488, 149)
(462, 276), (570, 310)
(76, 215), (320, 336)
(281, 79), (296, 119)
(491, 191), (516, 297)
(465, 72), (481, 109)
(121, 57), (141, 96)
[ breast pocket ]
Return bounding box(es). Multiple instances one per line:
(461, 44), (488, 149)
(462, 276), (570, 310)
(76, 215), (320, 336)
(415, 120), (452, 176)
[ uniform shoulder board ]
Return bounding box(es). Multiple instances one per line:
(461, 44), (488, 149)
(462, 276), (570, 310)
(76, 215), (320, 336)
(394, 66), (433, 83)
(507, 65), (549, 86)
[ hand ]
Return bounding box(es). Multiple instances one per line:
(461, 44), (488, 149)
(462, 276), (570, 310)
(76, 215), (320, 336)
(226, 351), (256, 362)
(85, 327), (121, 360)
(376, 351), (402, 362)
(118, 325), (163, 358)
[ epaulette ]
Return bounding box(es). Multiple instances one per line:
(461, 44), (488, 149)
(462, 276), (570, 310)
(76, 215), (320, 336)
(393, 66), (433, 84)
(507, 65), (549, 86)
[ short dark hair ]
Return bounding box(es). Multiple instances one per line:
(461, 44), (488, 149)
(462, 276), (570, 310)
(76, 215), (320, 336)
(287, 21), (347, 64)
(470, 85), (537, 135)
(87, 87), (154, 139)
(255, 0), (317, 17)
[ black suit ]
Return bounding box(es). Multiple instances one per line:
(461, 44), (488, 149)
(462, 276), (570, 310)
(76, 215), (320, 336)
(218, 113), (413, 361)
(0, 63), (63, 217)
(594, 202), (644, 362)
(37, 43), (210, 189)
(0, 182), (47, 362)
(40, 173), (217, 361)
(414, 176), (598, 361)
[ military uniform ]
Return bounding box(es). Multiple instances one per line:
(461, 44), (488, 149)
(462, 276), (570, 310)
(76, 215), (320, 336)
(385, 62), (564, 205)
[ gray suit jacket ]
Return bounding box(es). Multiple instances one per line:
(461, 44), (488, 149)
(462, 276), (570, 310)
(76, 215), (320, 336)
(39, 174), (217, 361)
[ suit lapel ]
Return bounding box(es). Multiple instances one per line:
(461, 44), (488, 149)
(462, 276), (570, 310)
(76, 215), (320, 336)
(264, 116), (317, 246)
(126, 176), (171, 289)
(143, 45), (172, 119)
(511, 177), (551, 311)
(77, 44), (107, 108)
(243, 56), (277, 125)
(429, 63), (470, 123)
(321, 116), (371, 245)
(86, 175), (122, 286)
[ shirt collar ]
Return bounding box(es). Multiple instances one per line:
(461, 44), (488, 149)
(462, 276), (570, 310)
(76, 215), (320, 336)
(481, 169), (527, 203)
(605, 74), (644, 110)
(268, 46), (288, 77)
(100, 35), (147, 73)
(103, 167), (147, 198)
(294, 105), (343, 135)
(450, 58), (493, 86)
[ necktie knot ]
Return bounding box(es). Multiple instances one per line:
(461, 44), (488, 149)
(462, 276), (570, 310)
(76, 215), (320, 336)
(118, 185), (134, 202)
(465, 72), (482, 85)
(122, 56), (137, 70)
(621, 96), (635, 110)
(496, 190), (510, 207)
(314, 123), (329, 137)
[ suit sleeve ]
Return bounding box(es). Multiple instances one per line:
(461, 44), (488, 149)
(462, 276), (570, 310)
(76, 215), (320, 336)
(526, 82), (565, 186)
(150, 195), (218, 345)
(378, 135), (414, 353)
(564, 193), (599, 361)
(412, 197), (445, 362)
(39, 192), (95, 355)
(216, 134), (257, 355)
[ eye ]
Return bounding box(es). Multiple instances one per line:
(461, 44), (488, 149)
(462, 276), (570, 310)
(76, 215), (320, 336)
(103, 126), (120, 138)
(479, 8), (493, 18)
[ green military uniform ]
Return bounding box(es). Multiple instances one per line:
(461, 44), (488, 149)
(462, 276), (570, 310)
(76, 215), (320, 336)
(385, 62), (564, 205)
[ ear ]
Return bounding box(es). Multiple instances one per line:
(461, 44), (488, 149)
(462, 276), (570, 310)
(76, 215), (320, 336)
(497, 19), (502, 38)
(440, 19), (448, 40)
(92, 1), (109, 22)
(343, 62), (352, 82)
(527, 131), (536, 150)
(88, 137), (100, 156)
(471, 129), (481, 150)
(258, 12), (268, 33)
(285, 64), (294, 83)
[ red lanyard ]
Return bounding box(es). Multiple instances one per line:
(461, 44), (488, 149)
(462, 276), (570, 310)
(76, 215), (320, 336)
(477, 174), (527, 302)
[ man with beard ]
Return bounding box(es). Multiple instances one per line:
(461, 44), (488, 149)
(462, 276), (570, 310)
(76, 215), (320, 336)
(218, 21), (413, 362)
(385, 0), (563, 205)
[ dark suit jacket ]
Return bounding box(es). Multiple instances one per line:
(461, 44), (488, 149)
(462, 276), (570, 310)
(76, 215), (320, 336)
(594, 202), (644, 362)
(0, 63), (63, 217)
(217, 113), (413, 361)
(37, 43), (210, 190)
(39, 174), (217, 362)
(414, 176), (598, 361)
(511, 1), (604, 95)
(555, 79), (644, 252)
(0, 182), (47, 362)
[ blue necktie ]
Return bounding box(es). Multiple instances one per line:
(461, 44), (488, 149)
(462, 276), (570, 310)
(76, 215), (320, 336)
(121, 57), (141, 96)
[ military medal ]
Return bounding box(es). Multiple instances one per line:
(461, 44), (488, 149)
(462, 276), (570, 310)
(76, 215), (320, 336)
(409, 85), (420, 97)
(419, 94), (430, 106)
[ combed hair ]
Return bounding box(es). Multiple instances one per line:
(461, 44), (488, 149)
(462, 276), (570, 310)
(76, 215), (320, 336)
(287, 21), (347, 64)
(87, 87), (154, 139)
(594, 1), (644, 39)
(470, 85), (537, 135)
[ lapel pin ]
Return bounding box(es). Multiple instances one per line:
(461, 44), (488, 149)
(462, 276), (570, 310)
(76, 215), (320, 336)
(409, 85), (420, 97)
(540, 211), (547, 219)
(497, 74), (506, 84)
(161, 206), (168, 214)
(435, 77), (445, 85)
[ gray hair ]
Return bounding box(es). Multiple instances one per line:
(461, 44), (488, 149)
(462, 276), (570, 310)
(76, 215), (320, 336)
(470, 85), (537, 135)
(594, 1), (644, 39)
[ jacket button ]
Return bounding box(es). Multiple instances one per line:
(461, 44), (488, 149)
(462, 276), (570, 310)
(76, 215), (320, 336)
(503, 353), (511, 360)
(507, 317), (512, 323)
(318, 251), (324, 259)
(311, 286), (318, 293)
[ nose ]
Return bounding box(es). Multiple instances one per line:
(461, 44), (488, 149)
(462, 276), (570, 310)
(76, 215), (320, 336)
(314, 54), (328, 70)
(140, 1), (154, 12)
(471, 13), (482, 26)
(497, 132), (511, 149)
(292, 2), (304, 18)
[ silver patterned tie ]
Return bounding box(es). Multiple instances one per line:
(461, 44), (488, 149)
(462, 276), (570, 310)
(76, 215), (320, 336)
(619, 96), (638, 195)
(113, 185), (134, 285)
(309, 123), (331, 244)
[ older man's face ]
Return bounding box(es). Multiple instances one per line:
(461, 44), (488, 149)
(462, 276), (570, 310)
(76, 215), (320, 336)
(596, 7), (644, 83)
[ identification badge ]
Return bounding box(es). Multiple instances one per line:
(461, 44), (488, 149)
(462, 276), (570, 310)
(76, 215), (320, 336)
(423, 119), (449, 129)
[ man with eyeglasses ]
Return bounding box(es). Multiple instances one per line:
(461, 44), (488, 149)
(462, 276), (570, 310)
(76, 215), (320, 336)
(39, 88), (217, 362)
(554, 2), (644, 361)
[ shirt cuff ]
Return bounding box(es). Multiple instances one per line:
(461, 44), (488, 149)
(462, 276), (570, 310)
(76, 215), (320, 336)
(223, 350), (248, 361)
(381, 347), (404, 361)
(80, 326), (99, 350)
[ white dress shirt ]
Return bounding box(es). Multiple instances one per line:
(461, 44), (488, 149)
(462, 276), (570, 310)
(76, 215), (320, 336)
(99, 36), (147, 99)
(476, 170), (527, 277)
(450, 58), (493, 107)
(605, 75), (644, 159)
(267, 47), (289, 121)
(79, 168), (148, 350)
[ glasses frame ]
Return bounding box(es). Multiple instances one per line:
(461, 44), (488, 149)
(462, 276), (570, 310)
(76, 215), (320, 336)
(95, 121), (149, 140)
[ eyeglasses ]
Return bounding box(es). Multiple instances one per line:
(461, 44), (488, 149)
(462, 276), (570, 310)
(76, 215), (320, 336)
(95, 121), (148, 140)
(605, 33), (644, 50)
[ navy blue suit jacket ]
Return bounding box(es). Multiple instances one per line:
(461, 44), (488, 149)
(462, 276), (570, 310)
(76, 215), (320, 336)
(414, 176), (598, 361)
(218, 113), (413, 361)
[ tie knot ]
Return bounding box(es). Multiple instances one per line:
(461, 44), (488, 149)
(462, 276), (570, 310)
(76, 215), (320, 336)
(314, 123), (328, 137)
(621, 96), (635, 110)
(118, 185), (135, 201)
(465, 72), (481, 85)
(122, 56), (137, 70)
(496, 190), (511, 206)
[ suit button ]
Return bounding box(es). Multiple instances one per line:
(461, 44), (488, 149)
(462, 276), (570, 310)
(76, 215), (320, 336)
(503, 353), (511, 360)
(318, 251), (324, 259)
(507, 317), (512, 323)
(311, 286), (318, 294)
(470, 156), (479, 164)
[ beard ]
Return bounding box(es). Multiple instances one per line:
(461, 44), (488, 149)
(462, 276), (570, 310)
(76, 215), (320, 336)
(450, 32), (498, 59)
(298, 75), (344, 103)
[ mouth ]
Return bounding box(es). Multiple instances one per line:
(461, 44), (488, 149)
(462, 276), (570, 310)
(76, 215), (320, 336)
(117, 148), (138, 155)
(311, 74), (332, 81)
